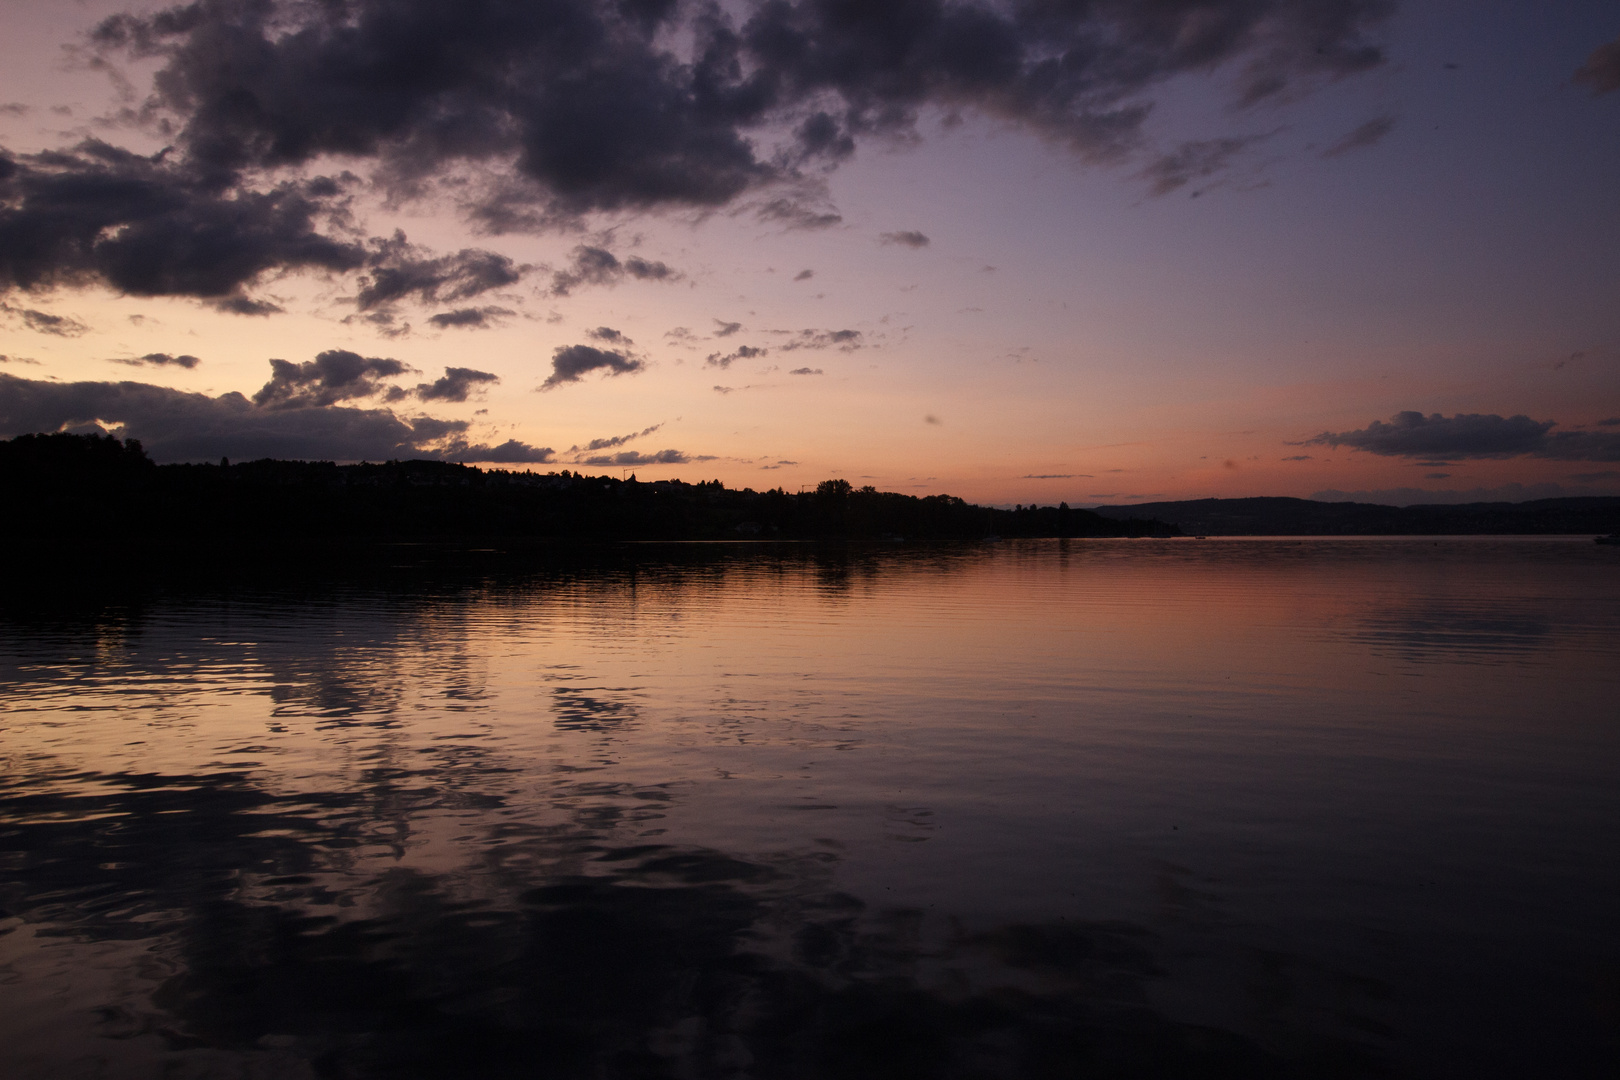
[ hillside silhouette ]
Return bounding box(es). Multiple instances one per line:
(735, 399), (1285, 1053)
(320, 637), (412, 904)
(1092, 495), (1620, 536)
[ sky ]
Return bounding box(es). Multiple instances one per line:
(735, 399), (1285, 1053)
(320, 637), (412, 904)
(0, 0), (1617, 507)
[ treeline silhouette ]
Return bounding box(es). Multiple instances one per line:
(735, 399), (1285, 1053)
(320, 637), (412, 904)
(1, 433), (1176, 549)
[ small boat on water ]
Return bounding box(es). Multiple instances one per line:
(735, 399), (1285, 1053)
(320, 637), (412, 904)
(1597, 534), (1620, 545)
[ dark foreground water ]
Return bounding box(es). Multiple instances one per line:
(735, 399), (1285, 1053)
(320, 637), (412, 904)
(1, 538), (1617, 1079)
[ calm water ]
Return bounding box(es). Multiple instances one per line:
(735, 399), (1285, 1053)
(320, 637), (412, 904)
(2, 538), (1617, 1079)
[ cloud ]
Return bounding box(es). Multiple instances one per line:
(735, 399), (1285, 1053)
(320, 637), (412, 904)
(443, 439), (554, 464)
(427, 306), (516, 329)
(111, 352), (201, 369)
(357, 236), (526, 311)
(541, 344), (644, 390)
(573, 449), (701, 466)
(0, 355), (40, 365)
(793, 270), (814, 282)
(0, 369), (550, 463)
(569, 423), (662, 453)
(414, 366), (499, 403)
(713, 320), (742, 337)
(0, 141), (363, 306)
(756, 198), (843, 231)
(1022, 473), (1089, 479)
(4, 301), (90, 337)
(13, 307), (90, 337)
(68, 0), (1391, 240)
(779, 328), (862, 352)
(549, 246), (677, 297)
(879, 231), (930, 248)
(1306, 410), (1620, 461)
(0, 0), (1394, 326)
(586, 326), (632, 344)
(1282, 454), (1313, 461)
(924, 414), (942, 425)
(706, 345), (766, 369)
(1575, 35), (1620, 95)
(253, 350), (414, 409)
(213, 296), (283, 316)
(1137, 136), (1261, 196)
(788, 367), (822, 375)
(1569, 470), (1620, 483)
(1322, 115), (1395, 158)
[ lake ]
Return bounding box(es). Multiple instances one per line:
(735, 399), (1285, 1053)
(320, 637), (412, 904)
(2, 538), (1617, 1079)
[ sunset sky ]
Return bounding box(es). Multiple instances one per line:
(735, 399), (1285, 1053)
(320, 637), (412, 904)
(1, 0), (1617, 506)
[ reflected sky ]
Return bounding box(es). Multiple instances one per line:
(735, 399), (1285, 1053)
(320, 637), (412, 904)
(2, 539), (1618, 1078)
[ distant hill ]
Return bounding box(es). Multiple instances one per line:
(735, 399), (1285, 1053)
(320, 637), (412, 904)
(1092, 496), (1620, 535)
(0, 432), (1178, 551)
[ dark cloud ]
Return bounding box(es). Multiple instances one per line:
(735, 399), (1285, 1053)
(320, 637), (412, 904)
(542, 344), (644, 389)
(1282, 454), (1313, 461)
(788, 366), (822, 375)
(1321, 115), (1395, 157)
(0, 140), (363, 305)
(252, 350), (414, 409)
(587, 326), (632, 343)
(0, 355), (41, 365)
(1022, 473), (1086, 478)
(714, 320), (742, 337)
(1138, 136), (1261, 196)
(793, 269), (814, 281)
(0, 370), (502, 462)
(414, 366), (499, 403)
(880, 230), (930, 248)
(357, 236), (525, 310)
(0, 142), (545, 318)
(569, 423), (662, 453)
(625, 255), (676, 280)
(75, 0), (1392, 235)
(706, 345), (767, 369)
(1307, 411), (1620, 462)
(212, 295), (283, 316)
(0, 0), (1393, 318)
(426, 306), (516, 329)
(549, 246), (677, 296)
(575, 448), (697, 466)
(1575, 35), (1620, 95)
(756, 198), (843, 230)
(111, 352), (201, 369)
(1600, 418), (1620, 427)
(443, 438), (554, 463)
(925, 414), (942, 425)
(347, 309), (412, 338)
(779, 328), (861, 351)
(12, 307), (90, 337)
